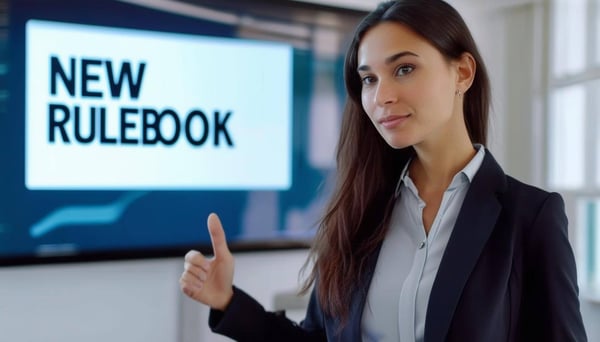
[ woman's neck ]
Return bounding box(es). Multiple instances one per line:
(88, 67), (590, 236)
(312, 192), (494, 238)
(409, 133), (476, 193)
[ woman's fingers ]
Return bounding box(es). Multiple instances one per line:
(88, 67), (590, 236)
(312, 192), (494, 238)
(207, 213), (231, 259)
(185, 250), (210, 269)
(185, 261), (209, 280)
(180, 272), (204, 299)
(181, 250), (212, 299)
(180, 213), (235, 310)
(184, 250), (210, 272)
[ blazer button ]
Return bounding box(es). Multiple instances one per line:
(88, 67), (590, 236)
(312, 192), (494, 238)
(418, 241), (426, 249)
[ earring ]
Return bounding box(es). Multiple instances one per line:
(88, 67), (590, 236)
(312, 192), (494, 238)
(455, 89), (462, 97)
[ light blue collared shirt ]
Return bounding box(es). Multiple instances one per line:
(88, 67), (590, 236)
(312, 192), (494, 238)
(361, 145), (485, 342)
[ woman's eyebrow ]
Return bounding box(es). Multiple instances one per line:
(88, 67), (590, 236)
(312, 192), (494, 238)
(357, 51), (419, 72)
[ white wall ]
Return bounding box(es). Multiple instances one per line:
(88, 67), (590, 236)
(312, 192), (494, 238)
(0, 258), (181, 342)
(0, 250), (310, 342)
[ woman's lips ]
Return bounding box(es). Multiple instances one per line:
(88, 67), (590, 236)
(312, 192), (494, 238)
(379, 114), (411, 129)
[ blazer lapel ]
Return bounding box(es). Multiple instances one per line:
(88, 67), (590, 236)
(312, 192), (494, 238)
(424, 150), (507, 342)
(337, 243), (383, 341)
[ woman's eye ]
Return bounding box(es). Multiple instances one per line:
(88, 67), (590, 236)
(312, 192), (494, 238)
(361, 75), (376, 85)
(395, 65), (415, 76)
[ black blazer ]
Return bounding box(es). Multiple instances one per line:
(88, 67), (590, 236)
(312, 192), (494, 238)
(210, 151), (588, 341)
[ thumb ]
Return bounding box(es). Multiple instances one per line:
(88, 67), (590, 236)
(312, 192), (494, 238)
(207, 213), (230, 258)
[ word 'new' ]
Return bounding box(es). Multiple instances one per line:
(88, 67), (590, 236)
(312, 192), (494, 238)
(50, 56), (146, 99)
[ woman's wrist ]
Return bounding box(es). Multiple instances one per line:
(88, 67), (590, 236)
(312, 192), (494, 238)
(213, 287), (234, 311)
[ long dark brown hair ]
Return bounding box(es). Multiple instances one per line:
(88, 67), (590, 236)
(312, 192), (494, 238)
(301, 0), (491, 324)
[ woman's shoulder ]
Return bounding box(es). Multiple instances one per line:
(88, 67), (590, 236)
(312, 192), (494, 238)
(504, 175), (559, 200)
(500, 174), (565, 223)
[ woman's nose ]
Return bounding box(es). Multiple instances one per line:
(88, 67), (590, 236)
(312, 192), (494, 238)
(374, 79), (398, 106)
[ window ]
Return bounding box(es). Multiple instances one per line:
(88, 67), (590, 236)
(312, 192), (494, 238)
(548, 0), (600, 297)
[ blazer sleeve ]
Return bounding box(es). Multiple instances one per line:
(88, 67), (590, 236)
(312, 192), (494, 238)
(208, 286), (327, 341)
(520, 192), (587, 341)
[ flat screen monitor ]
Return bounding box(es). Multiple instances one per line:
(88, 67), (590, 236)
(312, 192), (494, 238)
(0, 0), (365, 265)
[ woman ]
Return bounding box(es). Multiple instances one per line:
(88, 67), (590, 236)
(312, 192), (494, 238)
(179, 0), (588, 341)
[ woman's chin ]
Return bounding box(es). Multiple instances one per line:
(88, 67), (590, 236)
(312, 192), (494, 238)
(384, 138), (415, 150)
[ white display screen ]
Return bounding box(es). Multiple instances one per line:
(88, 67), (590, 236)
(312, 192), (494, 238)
(26, 20), (293, 190)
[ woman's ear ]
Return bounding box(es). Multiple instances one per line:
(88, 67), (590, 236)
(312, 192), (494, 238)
(455, 52), (476, 93)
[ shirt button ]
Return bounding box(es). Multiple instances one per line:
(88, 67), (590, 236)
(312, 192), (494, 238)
(418, 241), (426, 249)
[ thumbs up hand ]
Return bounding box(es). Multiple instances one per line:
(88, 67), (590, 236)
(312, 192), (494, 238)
(180, 213), (234, 311)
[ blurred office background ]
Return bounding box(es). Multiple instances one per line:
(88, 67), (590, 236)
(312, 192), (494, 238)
(1, 0), (600, 341)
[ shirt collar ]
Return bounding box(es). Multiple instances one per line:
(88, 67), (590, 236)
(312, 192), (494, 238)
(394, 156), (413, 198)
(461, 144), (485, 182)
(394, 144), (486, 198)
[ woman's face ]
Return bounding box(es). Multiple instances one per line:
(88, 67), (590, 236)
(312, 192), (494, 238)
(357, 22), (462, 149)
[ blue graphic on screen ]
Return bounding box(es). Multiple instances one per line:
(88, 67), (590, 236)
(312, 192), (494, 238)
(0, 0), (355, 265)
(29, 192), (147, 238)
